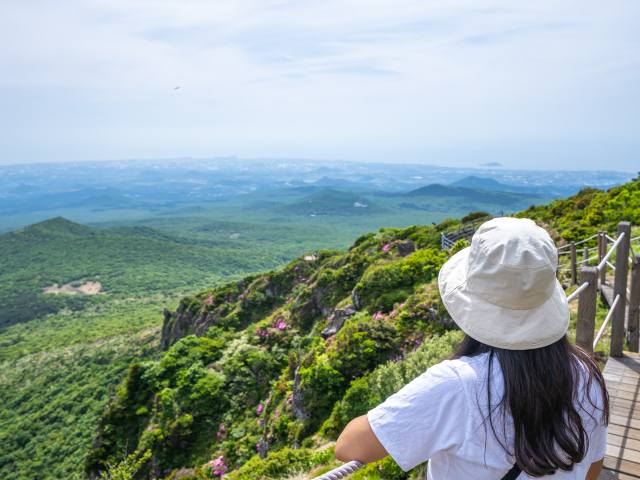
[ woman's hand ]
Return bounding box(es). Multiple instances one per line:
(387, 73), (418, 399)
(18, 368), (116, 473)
(335, 414), (389, 464)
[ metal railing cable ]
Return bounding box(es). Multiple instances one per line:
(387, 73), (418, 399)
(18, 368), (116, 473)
(312, 460), (365, 480)
(594, 294), (621, 350)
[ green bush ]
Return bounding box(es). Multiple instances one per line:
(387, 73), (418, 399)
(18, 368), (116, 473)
(226, 447), (334, 480)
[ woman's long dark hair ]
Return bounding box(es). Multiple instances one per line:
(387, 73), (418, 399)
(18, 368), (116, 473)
(452, 334), (609, 477)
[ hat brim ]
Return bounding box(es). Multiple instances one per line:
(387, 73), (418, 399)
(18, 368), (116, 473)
(438, 247), (570, 350)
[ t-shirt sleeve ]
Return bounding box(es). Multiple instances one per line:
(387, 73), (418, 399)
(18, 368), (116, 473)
(367, 360), (468, 471)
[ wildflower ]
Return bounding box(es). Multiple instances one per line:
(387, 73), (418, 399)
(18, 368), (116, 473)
(275, 408), (280, 419)
(382, 244), (391, 251)
(257, 404), (263, 415)
(220, 425), (226, 431)
(256, 443), (260, 451)
(379, 465), (383, 471)
(295, 266), (299, 270)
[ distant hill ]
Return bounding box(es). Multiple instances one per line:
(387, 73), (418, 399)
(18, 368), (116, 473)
(449, 175), (514, 191)
(0, 217), (349, 328)
(275, 189), (387, 216)
(400, 183), (543, 206)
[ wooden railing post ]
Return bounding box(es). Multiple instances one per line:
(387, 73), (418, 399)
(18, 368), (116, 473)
(584, 245), (589, 268)
(599, 231), (607, 286)
(629, 255), (640, 353)
(610, 222), (632, 358)
(571, 241), (577, 285)
(576, 266), (599, 354)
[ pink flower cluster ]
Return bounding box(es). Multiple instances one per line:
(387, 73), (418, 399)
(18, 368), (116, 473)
(382, 239), (401, 252)
(274, 408), (280, 419)
(256, 404), (263, 415)
(286, 394), (293, 405)
(204, 295), (214, 305)
(203, 455), (227, 477)
(272, 321), (290, 330)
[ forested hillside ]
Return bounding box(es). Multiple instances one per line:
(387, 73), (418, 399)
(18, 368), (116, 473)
(2, 177), (638, 480)
(0, 217), (349, 329)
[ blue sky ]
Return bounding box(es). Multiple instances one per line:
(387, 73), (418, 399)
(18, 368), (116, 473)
(0, 0), (639, 170)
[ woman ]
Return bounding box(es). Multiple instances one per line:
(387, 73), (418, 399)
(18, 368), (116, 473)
(335, 218), (609, 479)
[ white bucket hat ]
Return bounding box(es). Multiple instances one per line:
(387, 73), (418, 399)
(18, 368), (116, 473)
(438, 217), (569, 350)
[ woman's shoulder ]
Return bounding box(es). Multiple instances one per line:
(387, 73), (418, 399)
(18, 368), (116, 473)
(429, 353), (493, 383)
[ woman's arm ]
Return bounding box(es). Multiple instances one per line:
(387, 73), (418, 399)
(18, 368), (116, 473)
(335, 414), (389, 464)
(585, 458), (603, 480)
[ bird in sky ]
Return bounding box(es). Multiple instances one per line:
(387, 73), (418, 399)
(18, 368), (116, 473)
(174, 86), (180, 90)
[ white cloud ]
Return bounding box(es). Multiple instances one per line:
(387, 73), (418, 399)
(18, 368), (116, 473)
(0, 0), (639, 169)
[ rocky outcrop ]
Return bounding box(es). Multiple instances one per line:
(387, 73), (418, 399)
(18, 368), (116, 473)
(292, 367), (311, 423)
(321, 305), (357, 338)
(428, 308), (456, 330)
(161, 305), (219, 350)
(312, 288), (331, 316)
(351, 289), (362, 311)
(398, 240), (416, 257)
(258, 436), (269, 459)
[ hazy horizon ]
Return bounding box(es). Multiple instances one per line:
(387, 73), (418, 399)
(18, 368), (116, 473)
(1, 0), (639, 170)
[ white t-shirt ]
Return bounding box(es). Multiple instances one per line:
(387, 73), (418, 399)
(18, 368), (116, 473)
(368, 353), (608, 479)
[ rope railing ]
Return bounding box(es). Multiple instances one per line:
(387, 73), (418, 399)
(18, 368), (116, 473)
(598, 232), (626, 272)
(557, 234), (599, 250)
(593, 294), (621, 350)
(558, 254), (600, 269)
(567, 282), (590, 303)
(312, 460), (365, 480)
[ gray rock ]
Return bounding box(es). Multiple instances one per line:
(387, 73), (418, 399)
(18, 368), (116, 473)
(300, 300), (316, 317)
(161, 307), (219, 350)
(172, 468), (195, 479)
(291, 367), (311, 423)
(428, 308), (456, 330)
(321, 305), (357, 338)
(312, 288), (325, 313)
(258, 436), (269, 459)
(351, 289), (362, 311)
(398, 240), (416, 257)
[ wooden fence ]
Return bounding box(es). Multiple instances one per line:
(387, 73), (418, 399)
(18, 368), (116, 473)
(569, 222), (640, 357)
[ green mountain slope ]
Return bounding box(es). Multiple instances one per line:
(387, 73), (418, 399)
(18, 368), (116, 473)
(273, 189), (387, 216)
(84, 177), (640, 480)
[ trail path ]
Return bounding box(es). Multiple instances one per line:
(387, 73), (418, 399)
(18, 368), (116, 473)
(600, 352), (640, 479)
